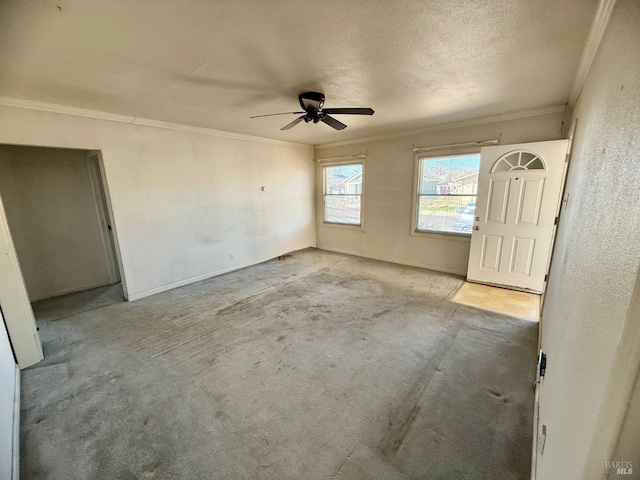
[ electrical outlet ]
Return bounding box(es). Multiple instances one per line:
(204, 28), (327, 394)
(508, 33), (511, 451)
(230, 253), (235, 260)
(393, 245), (399, 252)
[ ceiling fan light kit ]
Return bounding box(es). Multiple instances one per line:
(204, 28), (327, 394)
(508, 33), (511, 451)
(250, 92), (374, 131)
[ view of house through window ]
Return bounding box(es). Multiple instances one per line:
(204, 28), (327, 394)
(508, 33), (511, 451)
(416, 153), (480, 234)
(323, 163), (363, 225)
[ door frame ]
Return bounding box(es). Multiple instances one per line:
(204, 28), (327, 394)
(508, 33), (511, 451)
(539, 121), (577, 309)
(0, 145), (128, 369)
(0, 185), (43, 368)
(530, 123), (577, 479)
(0, 307), (20, 480)
(91, 150), (129, 299)
(86, 151), (121, 285)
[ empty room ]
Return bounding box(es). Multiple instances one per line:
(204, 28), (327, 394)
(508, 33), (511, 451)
(0, 1), (638, 479)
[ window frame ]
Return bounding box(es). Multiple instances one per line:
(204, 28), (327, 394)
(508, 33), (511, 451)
(321, 159), (365, 231)
(410, 149), (480, 240)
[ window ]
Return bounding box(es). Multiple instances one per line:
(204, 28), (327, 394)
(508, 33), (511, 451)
(323, 163), (363, 226)
(492, 150), (546, 172)
(415, 153), (480, 235)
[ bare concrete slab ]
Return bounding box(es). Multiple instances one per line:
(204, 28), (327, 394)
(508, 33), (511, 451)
(31, 283), (124, 323)
(21, 249), (537, 479)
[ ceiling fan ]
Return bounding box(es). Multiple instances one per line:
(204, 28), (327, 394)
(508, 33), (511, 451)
(250, 92), (374, 131)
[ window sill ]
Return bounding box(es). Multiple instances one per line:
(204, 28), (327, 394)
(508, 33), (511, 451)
(410, 229), (471, 242)
(321, 221), (364, 232)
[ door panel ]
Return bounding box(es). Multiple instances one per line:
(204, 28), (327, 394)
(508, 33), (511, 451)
(467, 140), (568, 293)
(517, 178), (545, 225)
(510, 237), (535, 275)
(480, 235), (503, 271)
(486, 179), (510, 223)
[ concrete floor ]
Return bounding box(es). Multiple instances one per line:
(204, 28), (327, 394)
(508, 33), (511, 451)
(21, 249), (537, 479)
(31, 283), (124, 322)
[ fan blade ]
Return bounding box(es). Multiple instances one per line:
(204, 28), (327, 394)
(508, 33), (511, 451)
(281, 116), (305, 130)
(322, 108), (374, 115)
(250, 111), (304, 118)
(321, 115), (347, 130)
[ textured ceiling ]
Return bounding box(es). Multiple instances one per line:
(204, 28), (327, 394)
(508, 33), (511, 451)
(0, 0), (597, 145)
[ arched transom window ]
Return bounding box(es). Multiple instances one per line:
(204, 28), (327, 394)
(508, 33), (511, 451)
(491, 150), (546, 173)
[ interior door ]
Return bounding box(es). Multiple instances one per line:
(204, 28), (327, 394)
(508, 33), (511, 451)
(467, 140), (568, 293)
(86, 153), (120, 284)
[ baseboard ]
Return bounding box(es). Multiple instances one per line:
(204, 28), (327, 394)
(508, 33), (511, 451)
(316, 245), (467, 277)
(127, 246), (315, 301)
(12, 364), (19, 480)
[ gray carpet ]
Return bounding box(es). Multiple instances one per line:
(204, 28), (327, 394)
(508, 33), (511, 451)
(31, 283), (124, 322)
(21, 249), (537, 479)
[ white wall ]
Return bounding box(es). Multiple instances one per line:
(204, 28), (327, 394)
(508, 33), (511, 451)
(315, 112), (565, 275)
(536, 0), (640, 478)
(0, 308), (18, 480)
(589, 267), (640, 479)
(0, 146), (115, 301)
(0, 106), (315, 301)
(611, 338), (640, 476)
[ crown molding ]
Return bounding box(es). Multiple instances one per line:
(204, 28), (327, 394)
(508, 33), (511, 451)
(0, 95), (570, 151)
(569, 0), (617, 106)
(0, 96), (311, 148)
(315, 104), (567, 149)
(0, 96), (136, 123)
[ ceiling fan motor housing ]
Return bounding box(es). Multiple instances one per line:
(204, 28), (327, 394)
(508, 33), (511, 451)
(299, 92), (325, 111)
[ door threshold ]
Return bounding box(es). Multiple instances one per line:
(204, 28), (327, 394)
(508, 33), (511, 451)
(451, 281), (541, 321)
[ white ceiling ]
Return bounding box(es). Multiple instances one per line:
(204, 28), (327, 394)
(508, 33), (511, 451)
(0, 0), (597, 145)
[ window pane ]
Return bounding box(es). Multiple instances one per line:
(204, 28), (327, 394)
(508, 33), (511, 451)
(324, 164), (363, 195)
(324, 195), (361, 225)
(527, 158), (544, 170)
(417, 195), (477, 234)
(492, 151), (546, 172)
(419, 154), (480, 195)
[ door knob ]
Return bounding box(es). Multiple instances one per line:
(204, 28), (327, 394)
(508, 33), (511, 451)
(473, 226), (480, 230)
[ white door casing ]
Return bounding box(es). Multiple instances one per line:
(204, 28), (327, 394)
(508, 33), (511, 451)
(0, 308), (19, 480)
(0, 191), (43, 368)
(467, 140), (569, 293)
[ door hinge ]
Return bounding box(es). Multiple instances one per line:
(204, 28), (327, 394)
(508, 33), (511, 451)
(539, 350), (547, 378)
(107, 225), (112, 231)
(544, 274), (548, 282)
(554, 216), (559, 225)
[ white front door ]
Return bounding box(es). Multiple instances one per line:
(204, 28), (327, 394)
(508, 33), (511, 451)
(467, 140), (568, 293)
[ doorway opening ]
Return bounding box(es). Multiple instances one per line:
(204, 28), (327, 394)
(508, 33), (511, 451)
(437, 140), (571, 323)
(0, 145), (124, 327)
